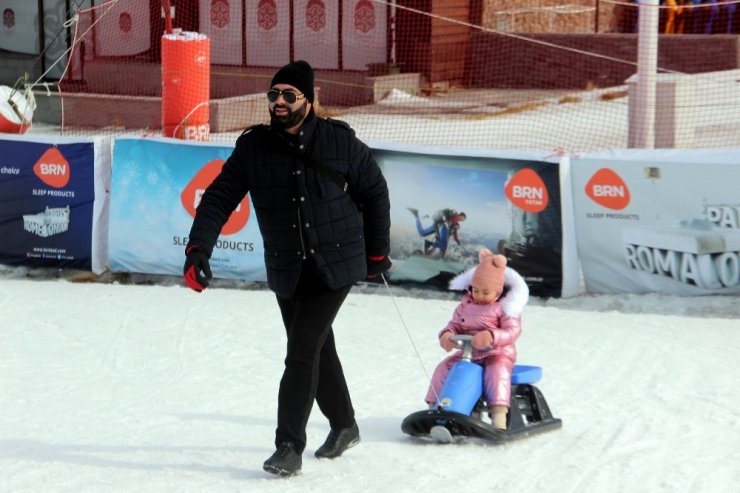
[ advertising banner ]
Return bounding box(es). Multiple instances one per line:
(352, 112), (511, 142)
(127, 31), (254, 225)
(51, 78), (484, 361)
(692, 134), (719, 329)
(370, 142), (566, 298)
(342, 0), (387, 71)
(246, 0), (290, 67)
(199, 0), (243, 65)
(571, 149), (740, 295)
(107, 138), (572, 297)
(293, 0), (339, 69)
(0, 0), (39, 54)
(0, 135), (110, 273)
(94, 0), (150, 57)
(108, 138), (266, 280)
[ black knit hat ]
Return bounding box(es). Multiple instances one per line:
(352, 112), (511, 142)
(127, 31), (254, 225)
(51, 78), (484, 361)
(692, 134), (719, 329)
(270, 60), (314, 103)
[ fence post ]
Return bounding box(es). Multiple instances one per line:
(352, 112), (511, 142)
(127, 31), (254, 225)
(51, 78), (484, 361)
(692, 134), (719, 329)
(629, 0), (659, 148)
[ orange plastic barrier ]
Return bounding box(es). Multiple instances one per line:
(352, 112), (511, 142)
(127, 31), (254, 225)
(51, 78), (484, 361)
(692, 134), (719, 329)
(161, 31), (210, 141)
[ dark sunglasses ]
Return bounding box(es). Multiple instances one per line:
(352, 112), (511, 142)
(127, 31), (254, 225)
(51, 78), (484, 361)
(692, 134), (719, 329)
(266, 89), (305, 104)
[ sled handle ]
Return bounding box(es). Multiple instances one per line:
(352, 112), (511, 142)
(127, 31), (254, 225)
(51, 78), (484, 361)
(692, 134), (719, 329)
(449, 335), (474, 360)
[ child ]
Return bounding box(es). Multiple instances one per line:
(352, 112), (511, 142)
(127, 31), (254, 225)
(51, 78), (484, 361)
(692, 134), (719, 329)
(425, 248), (529, 430)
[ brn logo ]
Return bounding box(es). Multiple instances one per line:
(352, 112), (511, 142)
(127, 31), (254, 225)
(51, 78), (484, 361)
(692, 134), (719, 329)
(33, 148), (70, 188)
(181, 159), (250, 235)
(585, 168), (630, 210)
(504, 168), (549, 213)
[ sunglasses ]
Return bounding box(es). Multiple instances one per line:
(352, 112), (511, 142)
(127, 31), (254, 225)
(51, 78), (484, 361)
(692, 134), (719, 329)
(266, 89), (305, 104)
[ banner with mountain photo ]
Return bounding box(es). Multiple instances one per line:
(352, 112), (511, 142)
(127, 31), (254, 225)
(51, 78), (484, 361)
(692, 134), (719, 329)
(368, 142), (566, 298)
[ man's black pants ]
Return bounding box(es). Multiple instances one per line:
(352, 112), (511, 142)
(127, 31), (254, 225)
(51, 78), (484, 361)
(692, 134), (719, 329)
(274, 264), (355, 453)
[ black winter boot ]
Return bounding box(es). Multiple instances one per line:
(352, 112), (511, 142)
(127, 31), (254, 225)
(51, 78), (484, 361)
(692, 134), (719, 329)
(315, 422), (360, 459)
(263, 442), (302, 476)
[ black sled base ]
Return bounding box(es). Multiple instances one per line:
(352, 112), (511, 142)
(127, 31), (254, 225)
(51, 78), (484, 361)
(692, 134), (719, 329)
(401, 383), (562, 444)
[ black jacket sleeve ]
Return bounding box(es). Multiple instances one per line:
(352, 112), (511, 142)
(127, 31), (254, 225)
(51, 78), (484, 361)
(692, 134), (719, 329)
(346, 133), (390, 257)
(186, 140), (250, 257)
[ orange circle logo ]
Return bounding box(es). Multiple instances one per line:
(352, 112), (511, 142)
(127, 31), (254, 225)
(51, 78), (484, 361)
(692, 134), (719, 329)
(585, 168), (630, 210)
(181, 159), (250, 235)
(505, 168), (549, 213)
(33, 148), (70, 188)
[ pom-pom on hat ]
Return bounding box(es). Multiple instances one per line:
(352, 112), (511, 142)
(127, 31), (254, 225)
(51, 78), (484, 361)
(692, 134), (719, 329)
(270, 60), (315, 103)
(471, 248), (508, 296)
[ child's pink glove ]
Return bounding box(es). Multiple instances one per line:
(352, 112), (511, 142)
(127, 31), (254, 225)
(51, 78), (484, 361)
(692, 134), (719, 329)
(439, 331), (456, 352)
(472, 331), (494, 350)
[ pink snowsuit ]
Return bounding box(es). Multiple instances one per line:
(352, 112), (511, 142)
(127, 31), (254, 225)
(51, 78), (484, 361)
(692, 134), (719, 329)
(425, 293), (522, 408)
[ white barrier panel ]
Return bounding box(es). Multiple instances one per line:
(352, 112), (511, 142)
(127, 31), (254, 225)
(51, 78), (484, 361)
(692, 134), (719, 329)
(571, 148), (740, 295)
(108, 138), (577, 298)
(199, 0), (242, 65)
(342, 0), (387, 71)
(0, 0), (39, 54)
(293, 0), (339, 69)
(0, 134), (111, 273)
(246, 0), (290, 67)
(368, 140), (574, 298)
(108, 137), (266, 280)
(94, 0), (150, 57)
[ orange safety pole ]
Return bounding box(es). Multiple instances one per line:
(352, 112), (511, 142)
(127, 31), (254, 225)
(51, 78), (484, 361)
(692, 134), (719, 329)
(161, 32), (211, 141)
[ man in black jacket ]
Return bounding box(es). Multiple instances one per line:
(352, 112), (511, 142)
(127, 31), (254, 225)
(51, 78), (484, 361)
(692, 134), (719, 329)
(183, 60), (391, 477)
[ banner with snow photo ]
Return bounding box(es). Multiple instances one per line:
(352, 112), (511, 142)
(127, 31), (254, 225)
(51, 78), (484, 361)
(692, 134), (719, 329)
(369, 143), (563, 298)
(571, 149), (740, 295)
(0, 135), (110, 273)
(109, 138), (266, 280)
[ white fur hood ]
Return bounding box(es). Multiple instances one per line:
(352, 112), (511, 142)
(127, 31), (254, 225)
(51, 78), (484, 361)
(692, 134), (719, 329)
(448, 265), (529, 316)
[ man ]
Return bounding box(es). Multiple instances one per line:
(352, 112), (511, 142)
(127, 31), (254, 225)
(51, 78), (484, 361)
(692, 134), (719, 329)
(183, 60), (391, 476)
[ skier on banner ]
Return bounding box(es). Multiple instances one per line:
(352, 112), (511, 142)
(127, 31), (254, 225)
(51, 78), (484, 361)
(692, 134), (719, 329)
(408, 207), (466, 258)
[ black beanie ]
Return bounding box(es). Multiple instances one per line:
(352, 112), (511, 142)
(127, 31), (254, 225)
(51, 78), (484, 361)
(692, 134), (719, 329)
(270, 60), (314, 103)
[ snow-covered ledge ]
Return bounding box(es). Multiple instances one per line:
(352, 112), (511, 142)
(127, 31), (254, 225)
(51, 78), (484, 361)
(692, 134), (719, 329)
(365, 73), (422, 103)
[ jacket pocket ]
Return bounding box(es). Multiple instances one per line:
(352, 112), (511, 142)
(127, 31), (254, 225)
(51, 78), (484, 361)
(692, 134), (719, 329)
(264, 248), (303, 271)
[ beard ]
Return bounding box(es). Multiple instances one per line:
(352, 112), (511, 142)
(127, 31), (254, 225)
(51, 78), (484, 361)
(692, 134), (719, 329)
(269, 100), (308, 130)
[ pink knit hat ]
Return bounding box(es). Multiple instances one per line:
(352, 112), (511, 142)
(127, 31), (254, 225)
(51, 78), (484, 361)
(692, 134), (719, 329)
(471, 248), (507, 296)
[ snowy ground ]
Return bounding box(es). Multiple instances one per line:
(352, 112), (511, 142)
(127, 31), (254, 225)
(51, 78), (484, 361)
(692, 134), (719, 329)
(1, 273), (739, 493)
(8, 75), (740, 491)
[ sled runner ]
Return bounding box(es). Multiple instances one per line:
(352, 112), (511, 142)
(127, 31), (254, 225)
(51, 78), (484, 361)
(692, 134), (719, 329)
(401, 336), (562, 444)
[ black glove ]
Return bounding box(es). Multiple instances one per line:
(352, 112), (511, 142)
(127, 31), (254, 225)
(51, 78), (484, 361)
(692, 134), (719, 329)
(184, 246), (212, 292)
(367, 255), (392, 279)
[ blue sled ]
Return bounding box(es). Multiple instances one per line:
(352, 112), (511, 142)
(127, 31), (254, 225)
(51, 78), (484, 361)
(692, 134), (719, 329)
(401, 337), (561, 444)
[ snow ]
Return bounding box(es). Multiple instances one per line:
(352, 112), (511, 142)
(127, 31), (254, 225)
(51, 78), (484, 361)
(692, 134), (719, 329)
(1, 270), (739, 492)
(7, 74), (740, 491)
(162, 30), (208, 42)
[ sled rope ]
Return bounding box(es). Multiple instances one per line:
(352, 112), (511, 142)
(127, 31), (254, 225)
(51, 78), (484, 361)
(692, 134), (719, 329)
(380, 273), (441, 403)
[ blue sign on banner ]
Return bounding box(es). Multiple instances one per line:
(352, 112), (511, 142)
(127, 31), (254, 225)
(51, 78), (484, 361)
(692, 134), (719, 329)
(0, 138), (96, 269)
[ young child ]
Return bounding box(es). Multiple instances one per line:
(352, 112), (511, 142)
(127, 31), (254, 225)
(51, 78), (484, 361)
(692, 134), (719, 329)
(425, 248), (529, 430)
